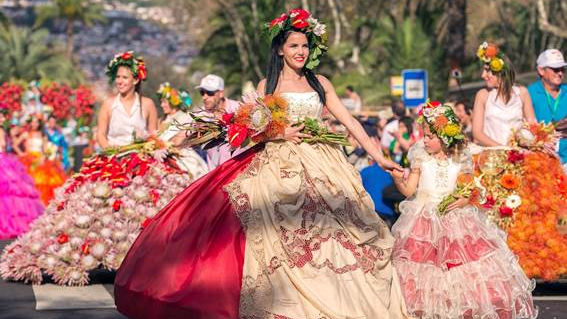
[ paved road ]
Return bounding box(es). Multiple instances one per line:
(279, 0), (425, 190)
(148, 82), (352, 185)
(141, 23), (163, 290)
(0, 240), (565, 318)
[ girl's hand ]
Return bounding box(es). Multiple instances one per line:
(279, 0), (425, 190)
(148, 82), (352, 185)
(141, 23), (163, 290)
(283, 123), (311, 144)
(377, 157), (403, 173)
(445, 197), (469, 212)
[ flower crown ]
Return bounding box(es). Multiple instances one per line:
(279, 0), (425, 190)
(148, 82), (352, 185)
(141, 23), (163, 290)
(106, 51), (148, 83)
(417, 101), (466, 147)
(476, 42), (507, 73)
(263, 8), (328, 70)
(156, 82), (192, 111)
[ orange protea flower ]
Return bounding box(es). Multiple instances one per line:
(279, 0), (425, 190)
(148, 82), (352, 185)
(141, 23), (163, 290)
(263, 95), (276, 108)
(234, 103), (253, 126)
(500, 173), (520, 189)
(485, 43), (499, 58)
(147, 136), (166, 149)
(272, 96), (288, 111)
(456, 173), (474, 186)
(433, 115), (449, 130)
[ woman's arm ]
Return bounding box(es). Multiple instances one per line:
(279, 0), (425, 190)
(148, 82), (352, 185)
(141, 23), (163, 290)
(96, 99), (112, 149)
(472, 89), (502, 146)
(318, 75), (400, 172)
(143, 97), (159, 133)
(519, 86), (536, 123)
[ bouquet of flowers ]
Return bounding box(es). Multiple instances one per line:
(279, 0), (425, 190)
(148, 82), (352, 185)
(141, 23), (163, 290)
(180, 92), (348, 149)
(437, 173), (483, 216)
(510, 121), (560, 155)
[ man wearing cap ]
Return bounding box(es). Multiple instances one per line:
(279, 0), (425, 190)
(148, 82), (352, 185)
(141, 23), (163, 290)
(528, 49), (567, 172)
(195, 74), (242, 170)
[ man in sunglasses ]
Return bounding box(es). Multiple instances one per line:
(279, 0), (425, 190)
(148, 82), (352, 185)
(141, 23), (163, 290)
(528, 49), (567, 172)
(195, 74), (241, 169)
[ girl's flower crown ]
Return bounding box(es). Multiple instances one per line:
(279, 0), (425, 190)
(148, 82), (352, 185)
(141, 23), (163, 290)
(156, 82), (192, 112)
(417, 100), (466, 147)
(476, 42), (507, 73)
(263, 8), (328, 70)
(106, 51), (148, 83)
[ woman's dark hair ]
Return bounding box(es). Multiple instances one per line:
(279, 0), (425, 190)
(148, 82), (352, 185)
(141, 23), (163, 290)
(265, 29), (326, 105)
(491, 55), (516, 104)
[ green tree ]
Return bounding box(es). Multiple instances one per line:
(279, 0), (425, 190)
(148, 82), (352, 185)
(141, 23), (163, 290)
(0, 26), (83, 85)
(34, 0), (106, 59)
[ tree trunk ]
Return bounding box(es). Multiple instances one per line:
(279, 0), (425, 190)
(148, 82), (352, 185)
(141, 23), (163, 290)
(66, 17), (74, 59)
(537, 0), (567, 39)
(445, 0), (466, 87)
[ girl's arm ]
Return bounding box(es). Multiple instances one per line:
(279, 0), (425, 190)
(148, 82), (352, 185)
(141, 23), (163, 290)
(519, 86), (536, 123)
(318, 75), (401, 172)
(472, 89), (502, 146)
(392, 167), (420, 197)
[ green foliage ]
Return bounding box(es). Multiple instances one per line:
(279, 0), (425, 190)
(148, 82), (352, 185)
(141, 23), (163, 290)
(0, 26), (83, 85)
(34, 0), (106, 28)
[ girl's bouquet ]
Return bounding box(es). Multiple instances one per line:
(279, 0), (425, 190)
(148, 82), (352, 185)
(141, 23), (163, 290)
(437, 173), (484, 216)
(180, 92), (348, 149)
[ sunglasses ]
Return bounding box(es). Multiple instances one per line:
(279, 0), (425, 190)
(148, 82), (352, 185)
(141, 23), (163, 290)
(199, 89), (218, 97)
(548, 67), (566, 73)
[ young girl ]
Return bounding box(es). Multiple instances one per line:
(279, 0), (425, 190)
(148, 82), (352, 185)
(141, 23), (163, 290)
(391, 102), (537, 319)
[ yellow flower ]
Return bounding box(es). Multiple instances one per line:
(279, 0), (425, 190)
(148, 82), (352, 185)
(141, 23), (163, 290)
(476, 47), (485, 60)
(444, 123), (461, 137)
(490, 58), (504, 72)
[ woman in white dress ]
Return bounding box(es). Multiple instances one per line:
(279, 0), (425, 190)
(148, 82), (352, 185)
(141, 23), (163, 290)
(472, 42), (536, 146)
(156, 82), (208, 178)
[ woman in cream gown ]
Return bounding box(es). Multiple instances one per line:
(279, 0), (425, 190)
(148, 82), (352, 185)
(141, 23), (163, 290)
(115, 10), (408, 319)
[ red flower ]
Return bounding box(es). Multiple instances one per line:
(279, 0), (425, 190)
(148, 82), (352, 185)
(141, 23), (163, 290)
(57, 201), (66, 211)
(57, 233), (69, 244)
(429, 101), (441, 108)
(482, 195), (496, 209)
(221, 113), (234, 125)
(507, 150), (525, 164)
(81, 242), (90, 255)
(121, 52), (133, 60)
(269, 13), (288, 28)
(149, 189), (160, 205)
(138, 64), (147, 81)
(112, 199), (122, 211)
(499, 205), (514, 217)
(227, 124), (249, 147)
(289, 8), (310, 29)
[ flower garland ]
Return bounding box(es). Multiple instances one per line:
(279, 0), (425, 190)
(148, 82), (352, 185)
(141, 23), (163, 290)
(476, 42), (507, 73)
(417, 100), (466, 147)
(0, 82), (24, 115)
(264, 8), (328, 69)
(105, 51), (147, 83)
(156, 82), (192, 112)
(39, 83), (97, 124)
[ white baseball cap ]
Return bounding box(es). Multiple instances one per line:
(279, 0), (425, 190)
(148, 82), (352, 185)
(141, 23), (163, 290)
(536, 49), (567, 68)
(196, 74), (224, 91)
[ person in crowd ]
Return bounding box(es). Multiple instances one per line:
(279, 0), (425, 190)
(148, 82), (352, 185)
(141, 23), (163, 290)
(344, 85), (362, 113)
(381, 100), (407, 155)
(45, 115), (70, 171)
(453, 99), (474, 141)
(528, 49), (567, 172)
(389, 116), (417, 166)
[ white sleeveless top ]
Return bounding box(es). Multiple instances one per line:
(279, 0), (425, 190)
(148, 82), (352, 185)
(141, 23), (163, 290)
(483, 86), (524, 145)
(27, 136), (44, 153)
(280, 92), (323, 121)
(107, 94), (147, 146)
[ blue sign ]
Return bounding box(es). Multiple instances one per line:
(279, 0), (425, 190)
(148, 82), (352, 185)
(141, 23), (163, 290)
(402, 69), (428, 108)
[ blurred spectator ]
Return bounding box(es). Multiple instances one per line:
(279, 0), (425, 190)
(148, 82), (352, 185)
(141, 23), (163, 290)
(380, 100), (406, 155)
(389, 116), (416, 167)
(343, 85), (362, 114)
(453, 100), (474, 141)
(360, 163), (397, 227)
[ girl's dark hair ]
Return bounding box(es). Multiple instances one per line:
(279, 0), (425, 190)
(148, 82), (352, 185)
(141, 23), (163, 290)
(491, 55), (516, 104)
(265, 29), (326, 105)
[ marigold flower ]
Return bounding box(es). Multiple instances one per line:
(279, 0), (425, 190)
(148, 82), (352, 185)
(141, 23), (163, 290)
(500, 173), (520, 189)
(490, 58), (504, 72)
(443, 124), (461, 137)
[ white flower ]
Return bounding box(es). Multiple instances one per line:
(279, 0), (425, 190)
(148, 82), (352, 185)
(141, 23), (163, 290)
(313, 22), (326, 36)
(133, 189), (148, 201)
(112, 230), (127, 241)
(69, 270), (82, 281)
(91, 242), (106, 259)
(481, 42), (488, 49)
(100, 228), (112, 238)
(75, 215), (92, 228)
(71, 252), (81, 261)
(516, 128), (536, 146)
(81, 255), (97, 269)
(242, 91), (260, 104)
(70, 237), (82, 248)
(117, 241), (130, 252)
(45, 256), (57, 268)
(29, 242), (42, 254)
(505, 194), (522, 209)
(101, 214), (113, 225)
(93, 184), (111, 198)
(112, 188), (125, 198)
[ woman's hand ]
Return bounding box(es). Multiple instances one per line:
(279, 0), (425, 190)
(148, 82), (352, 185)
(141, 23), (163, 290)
(283, 123), (311, 144)
(446, 197), (469, 212)
(377, 157), (403, 173)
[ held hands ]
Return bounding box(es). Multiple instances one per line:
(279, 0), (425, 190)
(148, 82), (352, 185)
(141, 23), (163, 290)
(377, 157), (403, 174)
(282, 123), (311, 144)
